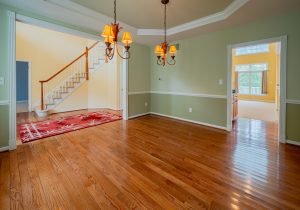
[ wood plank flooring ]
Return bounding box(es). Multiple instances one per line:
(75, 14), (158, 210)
(2, 113), (300, 209)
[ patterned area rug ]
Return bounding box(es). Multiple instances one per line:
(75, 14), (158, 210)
(18, 111), (122, 143)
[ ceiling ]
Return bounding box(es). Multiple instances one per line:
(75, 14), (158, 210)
(1, 0), (300, 45)
(69, 0), (234, 28)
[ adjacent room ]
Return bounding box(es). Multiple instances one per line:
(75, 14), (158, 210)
(0, 0), (300, 209)
(232, 43), (280, 123)
(16, 21), (124, 144)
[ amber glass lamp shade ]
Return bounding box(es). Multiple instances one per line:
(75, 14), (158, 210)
(169, 45), (177, 56)
(121, 32), (133, 46)
(104, 36), (114, 44)
(101, 25), (114, 39)
(155, 45), (163, 55)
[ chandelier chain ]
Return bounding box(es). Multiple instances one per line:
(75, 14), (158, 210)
(164, 3), (167, 42)
(114, 0), (117, 23)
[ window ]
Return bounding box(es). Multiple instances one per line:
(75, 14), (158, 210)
(235, 63), (268, 95)
(235, 44), (269, 56)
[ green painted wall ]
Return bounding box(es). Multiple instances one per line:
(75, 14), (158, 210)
(128, 94), (150, 117)
(128, 43), (151, 117)
(150, 11), (300, 141)
(0, 5), (9, 101)
(151, 94), (227, 127)
(286, 104), (300, 142)
(0, 105), (9, 148)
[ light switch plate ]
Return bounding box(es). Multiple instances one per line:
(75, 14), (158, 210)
(218, 79), (223, 85)
(0, 77), (4, 85)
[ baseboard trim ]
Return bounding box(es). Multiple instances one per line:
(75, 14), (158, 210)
(286, 140), (300, 146)
(128, 112), (150, 119)
(150, 112), (227, 131)
(0, 146), (9, 152)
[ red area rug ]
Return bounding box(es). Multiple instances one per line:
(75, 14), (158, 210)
(18, 111), (122, 143)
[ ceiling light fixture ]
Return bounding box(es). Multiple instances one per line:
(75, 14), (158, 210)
(155, 0), (176, 66)
(101, 0), (132, 61)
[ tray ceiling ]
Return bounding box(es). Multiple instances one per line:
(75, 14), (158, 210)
(69, 0), (234, 28)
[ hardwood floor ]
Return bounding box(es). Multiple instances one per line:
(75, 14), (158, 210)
(2, 114), (300, 209)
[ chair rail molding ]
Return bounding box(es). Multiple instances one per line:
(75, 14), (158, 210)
(286, 99), (300, 105)
(150, 91), (227, 99)
(0, 100), (9, 106)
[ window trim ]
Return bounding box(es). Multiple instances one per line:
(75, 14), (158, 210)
(235, 44), (270, 56)
(237, 70), (267, 96)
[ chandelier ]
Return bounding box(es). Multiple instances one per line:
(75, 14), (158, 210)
(155, 0), (177, 66)
(101, 0), (133, 60)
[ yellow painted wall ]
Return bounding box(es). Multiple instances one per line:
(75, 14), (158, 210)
(16, 21), (121, 112)
(87, 53), (122, 110)
(232, 43), (278, 102)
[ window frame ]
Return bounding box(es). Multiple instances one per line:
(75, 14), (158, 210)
(235, 44), (270, 56)
(235, 63), (268, 96)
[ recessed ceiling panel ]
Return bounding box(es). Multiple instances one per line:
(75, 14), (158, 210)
(69, 0), (234, 28)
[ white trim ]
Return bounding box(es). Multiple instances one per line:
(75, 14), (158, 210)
(151, 91), (227, 99)
(8, 11), (17, 151)
(137, 0), (249, 36)
(286, 140), (300, 146)
(16, 14), (102, 42)
(3, 0), (248, 39)
(128, 91), (151, 95)
(286, 99), (300, 105)
(122, 58), (129, 120)
(128, 91), (227, 99)
(46, 0), (137, 33)
(0, 146), (10, 152)
(227, 36), (288, 144)
(150, 112), (227, 131)
(128, 112), (150, 119)
(0, 100), (9, 105)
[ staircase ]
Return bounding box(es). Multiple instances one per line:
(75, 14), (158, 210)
(35, 41), (106, 117)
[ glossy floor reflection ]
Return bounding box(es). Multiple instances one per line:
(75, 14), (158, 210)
(1, 114), (300, 209)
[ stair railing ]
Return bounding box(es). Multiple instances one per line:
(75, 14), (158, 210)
(39, 41), (99, 110)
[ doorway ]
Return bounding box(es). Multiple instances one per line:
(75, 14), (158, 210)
(227, 36), (287, 143)
(16, 61), (30, 113)
(8, 12), (129, 150)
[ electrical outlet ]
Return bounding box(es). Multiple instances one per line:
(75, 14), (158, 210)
(188, 107), (192, 113)
(0, 77), (4, 86)
(145, 102), (148, 107)
(218, 79), (223, 85)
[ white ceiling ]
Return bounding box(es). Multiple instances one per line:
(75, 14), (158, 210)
(1, 0), (300, 45)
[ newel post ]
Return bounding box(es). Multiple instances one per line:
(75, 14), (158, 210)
(85, 47), (89, 80)
(40, 81), (44, 110)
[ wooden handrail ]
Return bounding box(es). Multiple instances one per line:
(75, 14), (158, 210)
(39, 41), (99, 83)
(39, 41), (99, 110)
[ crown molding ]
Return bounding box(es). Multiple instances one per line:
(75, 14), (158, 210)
(47, 0), (137, 33)
(2, 0), (248, 41)
(137, 0), (249, 36)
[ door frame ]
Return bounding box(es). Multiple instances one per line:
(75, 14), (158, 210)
(16, 60), (32, 112)
(8, 11), (129, 150)
(227, 36), (287, 144)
